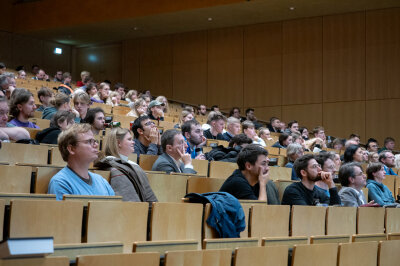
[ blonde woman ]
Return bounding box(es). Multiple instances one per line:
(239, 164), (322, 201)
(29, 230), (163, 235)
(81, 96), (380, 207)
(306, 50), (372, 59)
(125, 90), (138, 103)
(127, 98), (148, 118)
(95, 128), (157, 202)
(92, 82), (110, 103)
(73, 91), (90, 122)
(106, 91), (121, 106)
(174, 110), (194, 129)
(156, 95), (169, 114)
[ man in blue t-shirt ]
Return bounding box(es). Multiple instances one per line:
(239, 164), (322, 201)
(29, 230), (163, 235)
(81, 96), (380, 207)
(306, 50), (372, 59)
(48, 123), (115, 200)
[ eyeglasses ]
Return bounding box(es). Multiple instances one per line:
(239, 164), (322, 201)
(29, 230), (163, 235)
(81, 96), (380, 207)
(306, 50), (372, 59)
(309, 164), (321, 169)
(144, 121), (155, 126)
(77, 138), (99, 146)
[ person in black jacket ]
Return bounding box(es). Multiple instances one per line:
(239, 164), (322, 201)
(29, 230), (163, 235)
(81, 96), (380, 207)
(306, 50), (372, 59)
(36, 110), (75, 144)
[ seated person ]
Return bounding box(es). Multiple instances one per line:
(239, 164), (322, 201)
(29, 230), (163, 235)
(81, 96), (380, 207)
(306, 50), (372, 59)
(219, 144), (280, 204)
(175, 110), (194, 129)
(206, 134), (253, 163)
(379, 150), (397, 175)
(36, 87), (53, 112)
(8, 89), (39, 128)
(272, 132), (292, 148)
(281, 154), (341, 206)
(42, 93), (71, 120)
(84, 107), (105, 136)
(258, 127), (273, 144)
(57, 72), (73, 96)
(36, 110), (75, 144)
(314, 152), (337, 197)
(181, 120), (206, 159)
(127, 98), (147, 118)
(267, 117), (282, 133)
(366, 162), (399, 207)
(92, 82), (110, 103)
(48, 124), (115, 200)
(156, 95), (169, 114)
(203, 111), (226, 140)
(222, 117), (241, 142)
(95, 128), (157, 202)
(86, 82), (102, 103)
(106, 91), (121, 107)
(299, 127), (309, 140)
(0, 96), (30, 141)
(242, 120), (266, 147)
(152, 129), (197, 174)
(73, 91), (90, 122)
(343, 144), (364, 163)
(147, 100), (165, 121)
(338, 162), (374, 207)
(285, 143), (304, 181)
(132, 115), (162, 158)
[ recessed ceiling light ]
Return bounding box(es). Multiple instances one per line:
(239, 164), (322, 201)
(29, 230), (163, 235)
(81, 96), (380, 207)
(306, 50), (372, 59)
(208, 17), (213, 21)
(133, 27), (138, 31)
(289, 6), (295, 10)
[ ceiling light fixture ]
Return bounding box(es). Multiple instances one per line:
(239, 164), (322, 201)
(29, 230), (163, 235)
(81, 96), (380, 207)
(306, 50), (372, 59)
(289, 6), (295, 10)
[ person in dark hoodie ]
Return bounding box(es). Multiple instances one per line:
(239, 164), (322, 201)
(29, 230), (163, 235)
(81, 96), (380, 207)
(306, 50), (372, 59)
(36, 110), (75, 144)
(206, 134), (253, 163)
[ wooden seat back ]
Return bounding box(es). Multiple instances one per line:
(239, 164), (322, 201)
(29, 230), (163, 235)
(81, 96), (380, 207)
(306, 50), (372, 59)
(310, 235), (350, 244)
(0, 142), (48, 165)
(292, 243), (338, 266)
(351, 233), (386, 242)
(85, 201), (148, 253)
(165, 249), (232, 266)
(261, 236), (308, 248)
(268, 167), (291, 181)
(0, 257), (70, 266)
(326, 206), (357, 235)
(147, 173), (188, 202)
(291, 206), (326, 236)
(34, 166), (62, 193)
(186, 177), (225, 194)
(378, 239), (400, 266)
(50, 148), (66, 166)
(249, 205), (290, 238)
(0, 199), (4, 241)
(139, 154), (159, 171)
(208, 161), (238, 179)
(384, 207), (400, 234)
(337, 241), (378, 266)
(356, 207), (385, 234)
(76, 252), (160, 266)
(234, 246), (288, 266)
(9, 200), (83, 244)
(191, 159), (209, 177)
(0, 165), (32, 193)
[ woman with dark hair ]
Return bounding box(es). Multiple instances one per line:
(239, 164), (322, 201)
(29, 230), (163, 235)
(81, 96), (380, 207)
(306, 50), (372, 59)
(35, 110), (75, 144)
(366, 162), (398, 207)
(272, 133), (292, 149)
(343, 144), (363, 163)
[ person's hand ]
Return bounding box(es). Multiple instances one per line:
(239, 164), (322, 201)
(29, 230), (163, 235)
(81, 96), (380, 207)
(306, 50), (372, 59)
(178, 147), (192, 165)
(195, 154), (206, 160)
(258, 167), (269, 186)
(199, 136), (207, 147)
(71, 108), (80, 118)
(319, 171), (335, 188)
(146, 127), (159, 144)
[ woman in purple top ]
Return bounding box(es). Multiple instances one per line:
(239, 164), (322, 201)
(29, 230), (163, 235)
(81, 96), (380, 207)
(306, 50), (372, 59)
(9, 88), (39, 129)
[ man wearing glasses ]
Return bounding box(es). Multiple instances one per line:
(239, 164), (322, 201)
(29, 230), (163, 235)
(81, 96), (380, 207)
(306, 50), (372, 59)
(281, 153), (341, 206)
(48, 124), (115, 200)
(131, 115), (162, 158)
(379, 151), (397, 175)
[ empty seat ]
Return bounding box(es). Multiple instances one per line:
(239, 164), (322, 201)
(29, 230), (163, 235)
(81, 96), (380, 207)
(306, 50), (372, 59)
(378, 239), (400, 266)
(76, 252), (160, 266)
(292, 243), (338, 266)
(0, 143), (48, 165)
(384, 208), (400, 234)
(357, 207), (385, 234)
(147, 173), (188, 202)
(165, 249), (232, 266)
(326, 206), (357, 235)
(191, 159), (209, 177)
(187, 177), (225, 194)
(234, 246), (288, 266)
(9, 200), (83, 244)
(268, 167), (292, 181)
(337, 241), (378, 266)
(291, 206), (326, 236)
(139, 154), (159, 171)
(0, 257), (69, 266)
(0, 165), (32, 193)
(310, 235), (350, 244)
(85, 201), (148, 252)
(208, 161), (238, 179)
(249, 205), (290, 237)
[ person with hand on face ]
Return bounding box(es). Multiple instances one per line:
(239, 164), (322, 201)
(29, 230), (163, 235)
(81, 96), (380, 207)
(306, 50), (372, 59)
(181, 120), (206, 160)
(73, 91), (90, 122)
(242, 120), (266, 147)
(84, 107), (105, 136)
(281, 154), (341, 206)
(94, 128), (157, 202)
(0, 96), (30, 141)
(151, 129), (197, 174)
(42, 93), (71, 120)
(147, 100), (165, 121)
(131, 115), (162, 158)
(36, 110), (75, 144)
(9, 89), (39, 128)
(219, 144), (280, 204)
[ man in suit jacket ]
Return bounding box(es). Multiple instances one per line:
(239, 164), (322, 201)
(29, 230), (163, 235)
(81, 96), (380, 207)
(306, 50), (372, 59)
(152, 129), (197, 174)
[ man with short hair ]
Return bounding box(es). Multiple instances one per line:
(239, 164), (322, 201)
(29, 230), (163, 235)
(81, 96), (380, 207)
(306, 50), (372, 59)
(242, 120), (266, 147)
(338, 162), (372, 207)
(285, 120), (299, 134)
(366, 138), (379, 153)
(148, 100), (165, 121)
(84, 107), (105, 136)
(349, 134), (360, 145)
(132, 115), (162, 157)
(0, 97), (30, 141)
(198, 104), (207, 116)
(267, 117), (281, 133)
(114, 83), (126, 99)
(281, 154), (341, 205)
(222, 117), (241, 142)
(311, 126), (327, 148)
(0, 63), (6, 74)
(58, 72), (73, 96)
(32, 69), (46, 81)
(210, 105), (219, 112)
(0, 73), (16, 99)
(54, 71), (63, 82)
(379, 137), (396, 153)
(203, 112), (226, 140)
(245, 108), (262, 129)
(181, 120), (206, 159)
(48, 124), (115, 200)
(36, 87), (54, 112)
(31, 65), (40, 75)
(152, 129), (197, 174)
(379, 150), (397, 175)
(8, 89), (39, 128)
(219, 144), (280, 204)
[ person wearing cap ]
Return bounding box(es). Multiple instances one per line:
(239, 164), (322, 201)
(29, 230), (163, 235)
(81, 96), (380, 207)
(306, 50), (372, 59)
(148, 100), (165, 121)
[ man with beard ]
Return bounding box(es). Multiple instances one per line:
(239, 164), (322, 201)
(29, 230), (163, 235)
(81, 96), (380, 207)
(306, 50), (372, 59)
(181, 120), (206, 160)
(379, 150), (397, 175)
(281, 154), (341, 206)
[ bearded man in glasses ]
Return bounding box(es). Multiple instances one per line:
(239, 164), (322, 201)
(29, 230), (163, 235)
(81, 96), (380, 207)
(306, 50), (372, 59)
(281, 153), (341, 206)
(48, 123), (115, 200)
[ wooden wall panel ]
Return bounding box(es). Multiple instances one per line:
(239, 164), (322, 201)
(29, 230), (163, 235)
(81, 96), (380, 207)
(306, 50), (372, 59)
(323, 12), (365, 102)
(0, 32), (13, 67)
(42, 42), (71, 76)
(122, 40), (140, 90)
(173, 31), (207, 105)
(74, 43), (121, 84)
(1, 0), (13, 32)
(282, 17), (323, 105)
(323, 101), (365, 142)
(207, 27), (243, 109)
(282, 104), (322, 131)
(366, 99), (400, 147)
(243, 22), (282, 107)
(366, 8), (400, 100)
(251, 106), (282, 123)
(139, 36), (173, 98)
(12, 35), (43, 73)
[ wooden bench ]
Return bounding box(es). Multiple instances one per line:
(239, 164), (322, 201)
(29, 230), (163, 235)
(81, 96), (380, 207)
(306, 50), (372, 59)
(234, 246), (288, 266)
(76, 252), (160, 266)
(147, 172), (189, 202)
(337, 241), (378, 266)
(186, 177), (225, 194)
(165, 249), (232, 266)
(0, 165), (32, 193)
(292, 243), (338, 266)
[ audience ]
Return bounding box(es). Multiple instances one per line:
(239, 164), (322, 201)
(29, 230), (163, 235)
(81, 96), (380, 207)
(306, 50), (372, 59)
(281, 154), (341, 206)
(131, 115), (162, 158)
(181, 120), (206, 159)
(330, 138), (344, 150)
(203, 112), (226, 140)
(299, 127), (309, 140)
(32, 69), (47, 81)
(147, 100), (165, 121)
(368, 151), (379, 163)
(379, 150), (397, 175)
(366, 138), (379, 153)
(175, 110), (194, 129)
(366, 162), (399, 207)
(151, 129), (197, 174)
(42, 93), (70, 120)
(258, 127), (273, 144)
(229, 107), (242, 120)
(222, 117), (241, 142)
(210, 105), (219, 112)
(17, 70), (26, 80)
(285, 143), (304, 181)
(155, 96), (169, 114)
(95, 127), (157, 202)
(314, 152), (337, 197)
(284, 120), (299, 134)
(84, 107), (105, 136)
(0, 96), (30, 140)
(76, 71), (90, 87)
(348, 133), (361, 145)
(0, 63), (6, 74)
(36, 110), (75, 144)
(92, 82), (110, 103)
(106, 91), (121, 107)
(48, 123), (115, 200)
(8, 89), (38, 128)
(113, 83), (126, 100)
(53, 70), (63, 82)
(197, 104), (207, 116)
(311, 126), (327, 148)
(219, 144), (280, 204)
